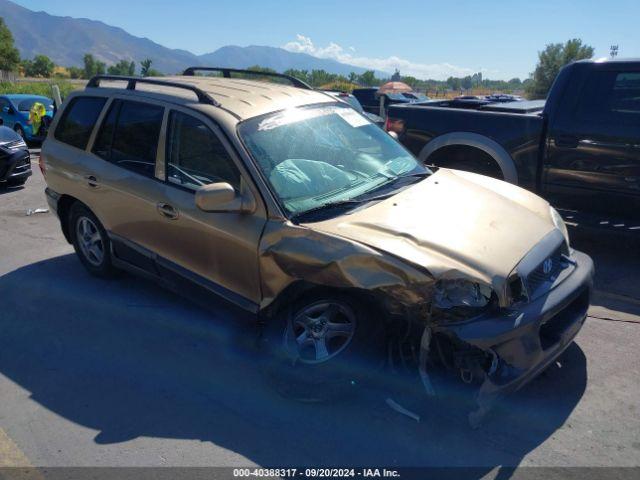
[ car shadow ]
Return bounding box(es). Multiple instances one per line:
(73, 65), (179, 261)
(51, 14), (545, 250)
(0, 254), (587, 475)
(570, 227), (640, 317)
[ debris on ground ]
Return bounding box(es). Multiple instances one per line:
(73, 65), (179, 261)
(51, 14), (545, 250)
(26, 208), (49, 216)
(385, 397), (420, 422)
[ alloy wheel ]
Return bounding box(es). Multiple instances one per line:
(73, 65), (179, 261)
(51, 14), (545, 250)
(284, 301), (357, 364)
(76, 216), (104, 266)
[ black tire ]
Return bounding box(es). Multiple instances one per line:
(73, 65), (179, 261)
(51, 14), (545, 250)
(262, 291), (386, 401)
(69, 203), (116, 278)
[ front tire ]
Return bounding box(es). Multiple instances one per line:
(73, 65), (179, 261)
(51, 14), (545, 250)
(263, 292), (385, 400)
(69, 203), (116, 278)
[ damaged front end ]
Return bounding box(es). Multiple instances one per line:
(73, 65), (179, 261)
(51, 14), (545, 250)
(415, 250), (593, 427)
(258, 210), (593, 427)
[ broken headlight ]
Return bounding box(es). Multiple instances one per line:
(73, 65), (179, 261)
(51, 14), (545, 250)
(550, 207), (570, 248)
(434, 279), (493, 309)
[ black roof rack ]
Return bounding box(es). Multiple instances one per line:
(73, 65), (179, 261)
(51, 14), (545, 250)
(182, 67), (313, 90)
(86, 75), (220, 106)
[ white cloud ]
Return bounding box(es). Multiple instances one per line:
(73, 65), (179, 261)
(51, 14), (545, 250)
(282, 34), (488, 80)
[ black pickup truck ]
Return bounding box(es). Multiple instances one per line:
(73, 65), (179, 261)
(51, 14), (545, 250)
(386, 59), (640, 230)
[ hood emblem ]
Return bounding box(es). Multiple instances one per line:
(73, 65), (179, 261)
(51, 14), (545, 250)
(542, 258), (553, 275)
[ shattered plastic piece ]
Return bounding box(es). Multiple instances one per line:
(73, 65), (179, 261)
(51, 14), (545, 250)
(386, 398), (420, 422)
(26, 208), (49, 216)
(434, 279), (491, 308)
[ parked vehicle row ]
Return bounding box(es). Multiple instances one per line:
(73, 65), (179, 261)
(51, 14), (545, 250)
(385, 58), (640, 230)
(0, 94), (55, 142)
(352, 86), (430, 117)
(41, 68), (593, 423)
(323, 90), (384, 126)
(0, 126), (31, 187)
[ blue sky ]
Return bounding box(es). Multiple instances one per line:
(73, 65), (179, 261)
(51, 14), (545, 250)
(12, 0), (640, 80)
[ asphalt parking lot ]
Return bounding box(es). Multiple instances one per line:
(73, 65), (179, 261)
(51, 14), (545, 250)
(1, 154), (639, 477)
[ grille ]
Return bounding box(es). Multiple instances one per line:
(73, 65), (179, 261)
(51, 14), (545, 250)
(526, 243), (570, 297)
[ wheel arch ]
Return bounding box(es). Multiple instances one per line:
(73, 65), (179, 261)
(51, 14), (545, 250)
(57, 194), (83, 243)
(259, 281), (388, 325)
(418, 132), (518, 184)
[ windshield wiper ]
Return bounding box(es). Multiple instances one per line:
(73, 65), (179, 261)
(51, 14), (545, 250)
(292, 192), (395, 222)
(291, 199), (361, 221)
(399, 170), (430, 178)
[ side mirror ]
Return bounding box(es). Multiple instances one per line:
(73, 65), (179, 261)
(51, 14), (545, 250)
(195, 181), (256, 214)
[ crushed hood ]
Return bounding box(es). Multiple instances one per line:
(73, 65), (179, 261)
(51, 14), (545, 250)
(307, 168), (556, 291)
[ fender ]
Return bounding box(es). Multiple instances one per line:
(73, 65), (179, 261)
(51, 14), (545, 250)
(418, 132), (518, 184)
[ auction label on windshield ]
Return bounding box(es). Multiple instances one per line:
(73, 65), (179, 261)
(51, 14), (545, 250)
(336, 108), (370, 128)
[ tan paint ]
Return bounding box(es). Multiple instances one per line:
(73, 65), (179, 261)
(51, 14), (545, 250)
(43, 76), (560, 318)
(307, 168), (555, 304)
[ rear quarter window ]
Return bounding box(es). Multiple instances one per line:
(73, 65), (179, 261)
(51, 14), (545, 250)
(55, 96), (107, 150)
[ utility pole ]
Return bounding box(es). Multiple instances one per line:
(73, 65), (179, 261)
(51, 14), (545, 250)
(610, 45), (619, 59)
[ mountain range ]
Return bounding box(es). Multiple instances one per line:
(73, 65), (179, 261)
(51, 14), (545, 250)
(0, 0), (387, 77)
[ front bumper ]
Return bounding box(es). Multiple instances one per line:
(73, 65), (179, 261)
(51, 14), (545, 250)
(440, 250), (594, 399)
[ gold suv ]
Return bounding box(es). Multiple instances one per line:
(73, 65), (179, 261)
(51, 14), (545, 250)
(42, 69), (593, 416)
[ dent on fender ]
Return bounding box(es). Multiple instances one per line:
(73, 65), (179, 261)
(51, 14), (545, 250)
(257, 221), (435, 316)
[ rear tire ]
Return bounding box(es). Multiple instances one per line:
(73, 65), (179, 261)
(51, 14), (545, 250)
(69, 203), (116, 278)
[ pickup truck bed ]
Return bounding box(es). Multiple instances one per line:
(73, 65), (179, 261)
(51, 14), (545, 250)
(397, 103), (545, 190)
(387, 58), (640, 227)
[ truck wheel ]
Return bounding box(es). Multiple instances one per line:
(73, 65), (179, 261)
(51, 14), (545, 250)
(428, 145), (504, 180)
(14, 125), (24, 139)
(263, 292), (385, 400)
(69, 203), (116, 278)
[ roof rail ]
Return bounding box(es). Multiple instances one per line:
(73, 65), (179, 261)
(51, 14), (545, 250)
(86, 75), (220, 106)
(182, 67), (313, 90)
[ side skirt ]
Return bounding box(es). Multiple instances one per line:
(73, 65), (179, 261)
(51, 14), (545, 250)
(108, 232), (260, 316)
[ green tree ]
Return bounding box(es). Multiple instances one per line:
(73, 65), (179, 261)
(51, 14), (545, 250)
(284, 69), (310, 84)
(247, 65), (277, 73)
(67, 66), (84, 79)
(83, 53), (97, 78)
(0, 17), (20, 71)
(401, 75), (418, 88)
(107, 59), (135, 76)
(358, 70), (377, 86)
(348, 72), (358, 83)
(140, 58), (153, 77)
(22, 54), (55, 77)
(527, 38), (594, 99)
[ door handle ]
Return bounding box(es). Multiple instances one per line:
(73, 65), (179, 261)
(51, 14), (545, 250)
(156, 202), (179, 220)
(555, 135), (579, 148)
(84, 174), (99, 188)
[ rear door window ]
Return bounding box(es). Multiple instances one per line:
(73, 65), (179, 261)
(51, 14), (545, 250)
(165, 111), (240, 190)
(55, 96), (107, 150)
(92, 99), (164, 178)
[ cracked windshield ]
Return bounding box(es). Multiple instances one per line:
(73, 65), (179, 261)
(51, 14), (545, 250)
(240, 104), (428, 217)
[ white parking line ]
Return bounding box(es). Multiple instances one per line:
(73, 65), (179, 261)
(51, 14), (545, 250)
(0, 427), (32, 467)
